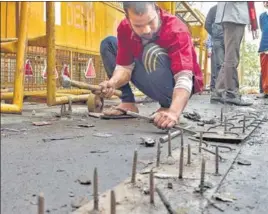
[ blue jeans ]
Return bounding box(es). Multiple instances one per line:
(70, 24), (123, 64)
(260, 73), (263, 93)
(210, 39), (224, 90)
(100, 36), (175, 108)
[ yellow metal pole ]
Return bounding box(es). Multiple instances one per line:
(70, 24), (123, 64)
(46, 2), (56, 106)
(203, 50), (208, 89)
(157, 2), (171, 13)
(0, 38), (18, 42)
(0, 2), (29, 114)
(171, 2), (176, 15)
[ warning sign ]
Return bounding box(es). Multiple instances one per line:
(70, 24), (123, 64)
(84, 58), (96, 79)
(62, 64), (70, 77)
(25, 59), (33, 76)
(42, 65), (58, 79)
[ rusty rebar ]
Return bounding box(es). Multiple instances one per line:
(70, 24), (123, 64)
(110, 190), (116, 214)
(187, 144), (191, 165)
(200, 158), (206, 195)
(38, 192), (44, 214)
(159, 129), (181, 144)
(224, 116), (227, 133)
(243, 115), (246, 133)
(201, 147), (223, 160)
(156, 142), (161, 167)
(199, 132), (203, 153)
(131, 150), (138, 184)
(215, 146), (219, 175)
(179, 129), (184, 179)
(150, 169), (154, 204)
(155, 187), (176, 214)
(220, 107), (223, 124)
(168, 130), (172, 157)
(93, 167), (99, 210)
(68, 96), (72, 112)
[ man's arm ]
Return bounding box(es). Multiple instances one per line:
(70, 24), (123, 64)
(109, 64), (134, 89)
(110, 24), (135, 88)
(169, 71), (193, 118)
(153, 31), (195, 128)
(205, 6), (216, 35)
(98, 23), (134, 97)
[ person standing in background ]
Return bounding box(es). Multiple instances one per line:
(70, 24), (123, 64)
(211, 2), (258, 106)
(205, 4), (224, 94)
(258, 2), (268, 98)
(205, 34), (216, 91)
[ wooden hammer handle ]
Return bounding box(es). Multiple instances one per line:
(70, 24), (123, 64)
(69, 80), (122, 97)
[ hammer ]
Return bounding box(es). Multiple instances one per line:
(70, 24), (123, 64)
(60, 74), (122, 97)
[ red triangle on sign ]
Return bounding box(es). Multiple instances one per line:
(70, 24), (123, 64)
(62, 64), (70, 77)
(25, 59), (33, 76)
(85, 58), (96, 79)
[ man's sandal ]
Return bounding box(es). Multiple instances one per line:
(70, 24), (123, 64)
(100, 107), (136, 120)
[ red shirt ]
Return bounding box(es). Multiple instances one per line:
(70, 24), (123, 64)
(116, 8), (203, 92)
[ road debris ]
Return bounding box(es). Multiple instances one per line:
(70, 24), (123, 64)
(143, 187), (150, 195)
(90, 150), (108, 154)
(159, 128), (188, 144)
(140, 137), (156, 147)
(71, 196), (89, 209)
(163, 156), (176, 165)
(68, 192), (75, 197)
(139, 168), (157, 175)
(77, 124), (95, 128)
(195, 182), (213, 193)
(237, 159), (251, 166)
(77, 175), (92, 185)
(154, 173), (177, 179)
(203, 118), (217, 125)
(207, 199), (225, 212)
(167, 182), (173, 189)
(42, 135), (84, 142)
(93, 133), (113, 138)
(1, 128), (21, 132)
(32, 121), (52, 126)
(155, 187), (176, 214)
(183, 111), (201, 121)
(197, 122), (205, 126)
(213, 193), (236, 202)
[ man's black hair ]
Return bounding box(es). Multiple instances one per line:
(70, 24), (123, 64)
(123, 2), (156, 15)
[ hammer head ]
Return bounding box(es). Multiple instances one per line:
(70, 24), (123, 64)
(60, 74), (72, 88)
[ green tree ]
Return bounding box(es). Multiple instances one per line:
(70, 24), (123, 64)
(240, 41), (261, 88)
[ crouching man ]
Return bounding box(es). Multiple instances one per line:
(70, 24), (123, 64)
(96, 2), (203, 129)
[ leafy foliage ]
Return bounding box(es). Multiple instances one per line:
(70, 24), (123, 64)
(240, 41), (261, 88)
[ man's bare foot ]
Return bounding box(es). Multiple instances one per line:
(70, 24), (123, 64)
(103, 102), (139, 116)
